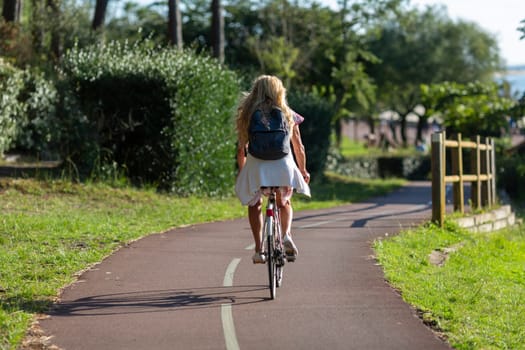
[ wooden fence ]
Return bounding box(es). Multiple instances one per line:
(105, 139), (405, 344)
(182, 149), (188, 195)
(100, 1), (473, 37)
(431, 132), (497, 226)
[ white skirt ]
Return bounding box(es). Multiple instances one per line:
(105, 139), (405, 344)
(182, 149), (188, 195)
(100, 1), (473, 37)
(235, 153), (311, 206)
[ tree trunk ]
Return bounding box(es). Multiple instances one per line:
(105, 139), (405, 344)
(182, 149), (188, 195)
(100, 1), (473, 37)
(334, 119), (342, 148)
(32, 0), (45, 53)
(415, 114), (428, 144)
(47, 0), (61, 62)
(92, 0), (109, 30)
(389, 119), (397, 143)
(168, 0), (183, 48)
(210, 0), (224, 63)
(367, 115), (375, 134)
(400, 115), (408, 147)
(2, 0), (21, 22)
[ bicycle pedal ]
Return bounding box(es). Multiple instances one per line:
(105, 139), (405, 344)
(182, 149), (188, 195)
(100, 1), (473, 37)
(286, 255), (296, 262)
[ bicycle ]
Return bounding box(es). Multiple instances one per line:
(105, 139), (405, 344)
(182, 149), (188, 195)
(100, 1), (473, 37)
(262, 187), (293, 299)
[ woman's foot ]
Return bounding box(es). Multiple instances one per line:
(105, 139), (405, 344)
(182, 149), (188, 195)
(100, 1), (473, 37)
(252, 251), (267, 264)
(283, 234), (298, 258)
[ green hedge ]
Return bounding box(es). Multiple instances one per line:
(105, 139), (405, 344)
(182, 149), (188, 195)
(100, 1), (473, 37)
(498, 151), (525, 202)
(327, 153), (431, 180)
(288, 91), (334, 180)
(59, 41), (239, 195)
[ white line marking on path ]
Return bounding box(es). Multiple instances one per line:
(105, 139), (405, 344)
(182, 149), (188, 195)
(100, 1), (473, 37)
(297, 217), (349, 228)
(221, 258), (241, 350)
(244, 243), (255, 250)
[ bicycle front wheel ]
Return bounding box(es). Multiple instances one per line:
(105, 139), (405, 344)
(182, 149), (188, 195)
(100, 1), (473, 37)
(265, 215), (276, 299)
(274, 210), (284, 288)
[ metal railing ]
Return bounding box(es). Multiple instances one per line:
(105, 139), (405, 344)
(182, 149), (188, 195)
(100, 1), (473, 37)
(431, 132), (496, 226)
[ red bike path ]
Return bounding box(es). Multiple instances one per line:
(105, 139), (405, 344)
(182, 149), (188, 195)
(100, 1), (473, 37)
(38, 181), (452, 350)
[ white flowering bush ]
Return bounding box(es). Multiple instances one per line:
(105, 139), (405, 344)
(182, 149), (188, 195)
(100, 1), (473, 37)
(0, 59), (24, 155)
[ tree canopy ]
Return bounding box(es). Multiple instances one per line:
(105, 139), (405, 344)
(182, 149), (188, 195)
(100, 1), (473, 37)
(421, 81), (515, 138)
(0, 0), (516, 147)
(365, 4), (503, 145)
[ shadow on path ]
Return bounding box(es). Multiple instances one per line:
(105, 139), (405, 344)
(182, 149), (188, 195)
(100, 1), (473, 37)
(50, 285), (267, 317)
(350, 204), (431, 227)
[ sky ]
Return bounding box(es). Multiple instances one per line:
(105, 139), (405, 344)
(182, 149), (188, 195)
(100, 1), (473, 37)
(322, 0), (525, 66)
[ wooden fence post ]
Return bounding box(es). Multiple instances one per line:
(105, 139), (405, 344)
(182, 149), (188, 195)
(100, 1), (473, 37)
(431, 132), (445, 226)
(471, 135), (482, 210)
(490, 138), (497, 206)
(451, 133), (464, 213)
(432, 133), (497, 224)
(481, 137), (490, 206)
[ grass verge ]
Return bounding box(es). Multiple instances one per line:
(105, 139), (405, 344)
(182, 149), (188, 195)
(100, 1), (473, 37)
(374, 220), (525, 349)
(338, 135), (421, 158)
(0, 174), (404, 349)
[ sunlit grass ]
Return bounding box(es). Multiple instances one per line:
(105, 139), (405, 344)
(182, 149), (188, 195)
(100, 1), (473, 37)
(374, 220), (525, 349)
(338, 135), (421, 158)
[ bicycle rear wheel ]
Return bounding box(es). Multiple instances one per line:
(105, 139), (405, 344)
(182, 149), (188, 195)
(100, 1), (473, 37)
(276, 259), (283, 287)
(265, 215), (276, 299)
(274, 211), (284, 288)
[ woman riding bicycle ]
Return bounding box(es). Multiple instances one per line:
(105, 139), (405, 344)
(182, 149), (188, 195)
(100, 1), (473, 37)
(235, 75), (311, 264)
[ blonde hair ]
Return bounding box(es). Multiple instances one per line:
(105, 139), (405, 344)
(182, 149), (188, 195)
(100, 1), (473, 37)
(236, 75), (294, 146)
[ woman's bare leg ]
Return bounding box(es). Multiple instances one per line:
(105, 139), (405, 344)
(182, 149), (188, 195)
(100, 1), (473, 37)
(277, 190), (293, 237)
(248, 199), (263, 252)
(277, 189), (298, 256)
(279, 201), (292, 237)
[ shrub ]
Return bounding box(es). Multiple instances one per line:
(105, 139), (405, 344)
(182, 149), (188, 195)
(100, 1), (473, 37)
(0, 58), (24, 155)
(326, 154), (430, 180)
(12, 71), (59, 157)
(59, 41), (239, 195)
(498, 151), (525, 202)
(288, 90), (334, 180)
(0, 20), (33, 67)
(0, 58), (60, 158)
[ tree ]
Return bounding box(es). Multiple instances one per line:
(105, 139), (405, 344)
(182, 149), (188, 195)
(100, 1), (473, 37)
(219, 0), (403, 147)
(2, 0), (21, 22)
(168, 0), (183, 48)
(329, 0), (403, 144)
(47, 0), (61, 61)
(247, 35), (299, 87)
(180, 0), (210, 50)
(222, 0), (400, 84)
(3, 0), (95, 68)
(105, 2), (166, 45)
(331, 49), (378, 144)
(92, 0), (109, 30)
(210, 0), (224, 63)
(420, 81), (515, 138)
(366, 4), (502, 146)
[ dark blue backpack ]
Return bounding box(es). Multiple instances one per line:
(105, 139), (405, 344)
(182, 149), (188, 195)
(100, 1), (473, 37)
(248, 108), (291, 160)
